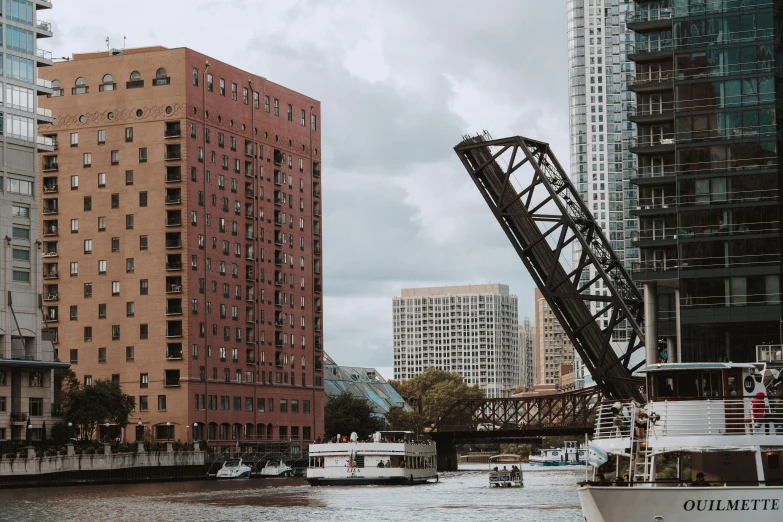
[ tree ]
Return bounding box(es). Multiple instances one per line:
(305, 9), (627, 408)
(65, 379), (135, 441)
(390, 367), (484, 425)
(324, 392), (384, 440)
(385, 406), (424, 434)
(53, 367), (79, 416)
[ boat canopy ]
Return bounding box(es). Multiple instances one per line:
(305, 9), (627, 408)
(489, 454), (522, 462)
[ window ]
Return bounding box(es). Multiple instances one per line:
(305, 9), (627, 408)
(219, 78), (225, 96)
(126, 258), (135, 273)
(7, 178), (33, 195)
(126, 214), (134, 229)
(265, 95), (270, 112)
(12, 249), (29, 261)
(83, 196), (92, 211)
(97, 130), (106, 144)
(139, 191), (147, 207)
(98, 217), (107, 231)
(140, 324), (148, 339)
(140, 279), (148, 295)
(140, 235), (148, 250)
(139, 147), (147, 163)
(243, 87), (248, 104)
(12, 205), (30, 218)
(111, 193), (119, 208)
(70, 132), (79, 146)
(233, 83), (238, 101)
(12, 270), (29, 282)
(192, 67), (199, 86)
(158, 395), (167, 411)
(274, 98), (279, 116)
(126, 301), (135, 316)
(83, 153), (91, 167)
(280, 399), (288, 413)
(83, 239), (92, 254)
(112, 281), (120, 296)
(139, 395), (148, 411)
(126, 170), (134, 186)
(98, 347), (106, 363)
(98, 260), (106, 274)
(207, 73), (213, 92)
(253, 91), (259, 109)
(111, 150), (119, 165)
(112, 325), (120, 340)
(70, 262), (78, 276)
(84, 326), (92, 342)
(84, 283), (92, 298)
(311, 113), (317, 131)
(300, 109), (306, 126)
(69, 349), (78, 364)
(287, 104), (292, 121)
(98, 172), (106, 187)
(8, 56), (34, 83)
(12, 227), (28, 239)
(125, 127), (133, 142)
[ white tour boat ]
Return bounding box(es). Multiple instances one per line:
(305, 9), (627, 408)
(306, 430), (438, 486)
(529, 441), (586, 466)
(259, 459), (294, 477)
(579, 355), (783, 522)
(488, 454), (523, 487)
(216, 458), (252, 479)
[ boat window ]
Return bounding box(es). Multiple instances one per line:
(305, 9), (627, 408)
(225, 459), (240, 467)
(676, 372), (700, 398)
(652, 373), (676, 398)
(699, 370), (722, 397)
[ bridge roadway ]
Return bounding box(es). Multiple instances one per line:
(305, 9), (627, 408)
(430, 388), (601, 470)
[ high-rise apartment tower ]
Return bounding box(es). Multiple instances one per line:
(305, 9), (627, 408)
(518, 317), (535, 389)
(392, 284), (519, 398)
(535, 289), (575, 387)
(0, 0), (68, 444)
(38, 46), (324, 446)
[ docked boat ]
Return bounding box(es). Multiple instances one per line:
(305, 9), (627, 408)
(488, 454), (523, 487)
(579, 356), (783, 522)
(306, 430), (438, 486)
(216, 458), (252, 479)
(259, 459), (293, 477)
(529, 441), (586, 466)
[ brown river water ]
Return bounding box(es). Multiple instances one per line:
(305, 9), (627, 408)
(0, 464), (585, 521)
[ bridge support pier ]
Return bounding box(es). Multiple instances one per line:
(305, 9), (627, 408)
(435, 438), (457, 471)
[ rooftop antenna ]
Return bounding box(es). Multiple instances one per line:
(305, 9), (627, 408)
(123, 36), (126, 49)
(106, 37), (109, 51)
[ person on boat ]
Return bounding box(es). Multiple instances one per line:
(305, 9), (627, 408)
(633, 400), (649, 439)
(385, 460), (391, 468)
(752, 392), (770, 434)
(377, 460), (384, 468)
(595, 473), (606, 484)
(690, 472), (710, 487)
(493, 466), (499, 472)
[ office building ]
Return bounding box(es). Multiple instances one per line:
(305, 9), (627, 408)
(0, 0), (68, 443)
(627, 1), (780, 363)
(567, 0), (638, 345)
(535, 289), (576, 387)
(38, 46), (324, 446)
(518, 317), (535, 389)
(392, 284), (519, 398)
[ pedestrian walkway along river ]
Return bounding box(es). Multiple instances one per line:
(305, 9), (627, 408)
(0, 464), (584, 521)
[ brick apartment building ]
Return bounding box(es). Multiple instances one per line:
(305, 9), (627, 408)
(38, 46), (324, 447)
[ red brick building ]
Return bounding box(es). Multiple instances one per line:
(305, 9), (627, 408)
(38, 46), (324, 448)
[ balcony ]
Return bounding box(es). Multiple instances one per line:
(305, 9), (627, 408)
(35, 0), (53, 10)
(43, 243), (58, 257)
(165, 233), (182, 249)
(164, 144), (181, 161)
(166, 282), (183, 294)
(164, 370), (180, 387)
(166, 304), (183, 316)
(625, 7), (673, 31)
(313, 203), (321, 217)
(628, 40), (674, 62)
(635, 227), (678, 244)
(164, 122), (181, 138)
(36, 105), (55, 124)
(36, 48), (53, 66)
(274, 253), (284, 266)
(166, 259), (183, 271)
(627, 134), (676, 154)
(165, 212), (182, 227)
(35, 77), (53, 96)
(165, 167), (181, 183)
(165, 189), (181, 204)
(630, 163), (676, 182)
(36, 19), (53, 37)
(627, 70), (674, 93)
(274, 171), (284, 186)
(313, 162), (321, 178)
(166, 321), (183, 338)
(43, 285), (58, 301)
(274, 150), (284, 166)
(43, 181), (58, 193)
(42, 200), (58, 214)
(43, 221), (58, 237)
(314, 284), (322, 294)
(43, 266), (58, 279)
(627, 101), (675, 124)
(166, 343), (183, 360)
(42, 157), (58, 172)
(245, 268), (255, 282)
(245, 188), (254, 198)
(10, 412), (28, 424)
(45, 306), (58, 322)
(313, 182), (321, 198)
(37, 135), (55, 152)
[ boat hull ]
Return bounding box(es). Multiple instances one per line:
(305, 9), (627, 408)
(307, 476), (436, 486)
(529, 460), (586, 467)
(579, 485), (783, 522)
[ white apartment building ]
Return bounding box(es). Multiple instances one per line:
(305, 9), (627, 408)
(392, 284), (519, 398)
(568, 0), (637, 344)
(519, 317), (535, 390)
(535, 289), (575, 387)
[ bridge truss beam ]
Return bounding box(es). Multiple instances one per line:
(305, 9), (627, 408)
(454, 134), (645, 401)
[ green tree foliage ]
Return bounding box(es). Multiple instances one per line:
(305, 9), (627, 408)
(385, 406), (424, 434)
(65, 379), (136, 441)
(53, 367), (79, 416)
(324, 392), (384, 440)
(389, 367), (484, 425)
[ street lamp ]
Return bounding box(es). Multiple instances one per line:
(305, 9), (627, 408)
(27, 423), (32, 445)
(186, 425), (190, 443)
(67, 422), (73, 442)
(105, 422), (110, 444)
(166, 421), (171, 443)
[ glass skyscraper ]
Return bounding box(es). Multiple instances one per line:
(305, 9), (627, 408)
(629, 0), (780, 363)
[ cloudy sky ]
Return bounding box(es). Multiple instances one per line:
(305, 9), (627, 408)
(46, 0), (569, 375)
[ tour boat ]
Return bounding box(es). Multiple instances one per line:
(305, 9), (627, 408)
(259, 459), (293, 477)
(579, 352), (783, 522)
(306, 430), (438, 485)
(488, 454), (523, 487)
(529, 441), (586, 466)
(216, 458), (252, 479)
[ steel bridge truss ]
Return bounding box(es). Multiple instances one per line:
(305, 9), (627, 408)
(435, 387), (601, 435)
(454, 134), (645, 401)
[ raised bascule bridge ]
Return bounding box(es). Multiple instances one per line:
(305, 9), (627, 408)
(431, 133), (649, 470)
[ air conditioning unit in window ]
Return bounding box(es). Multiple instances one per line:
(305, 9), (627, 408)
(110, 48), (123, 56)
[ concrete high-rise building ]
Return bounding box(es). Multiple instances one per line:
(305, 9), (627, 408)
(392, 284), (519, 398)
(534, 289), (575, 388)
(628, 1), (782, 363)
(568, 0), (637, 345)
(0, 0), (69, 444)
(518, 317), (535, 389)
(37, 46), (324, 446)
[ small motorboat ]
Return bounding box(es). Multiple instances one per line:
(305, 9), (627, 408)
(488, 455), (523, 487)
(260, 459), (293, 477)
(216, 458), (252, 479)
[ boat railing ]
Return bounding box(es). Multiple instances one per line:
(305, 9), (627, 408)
(580, 479), (783, 487)
(594, 398), (783, 440)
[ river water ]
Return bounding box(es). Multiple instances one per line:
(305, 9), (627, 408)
(0, 464), (586, 522)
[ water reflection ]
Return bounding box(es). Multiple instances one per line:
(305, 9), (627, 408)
(0, 465), (584, 522)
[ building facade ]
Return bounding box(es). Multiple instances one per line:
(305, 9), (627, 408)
(534, 289), (576, 388)
(0, 0), (69, 443)
(518, 316), (535, 389)
(568, 0), (637, 346)
(392, 284), (519, 398)
(323, 353), (412, 416)
(628, 0), (781, 363)
(38, 46), (324, 446)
